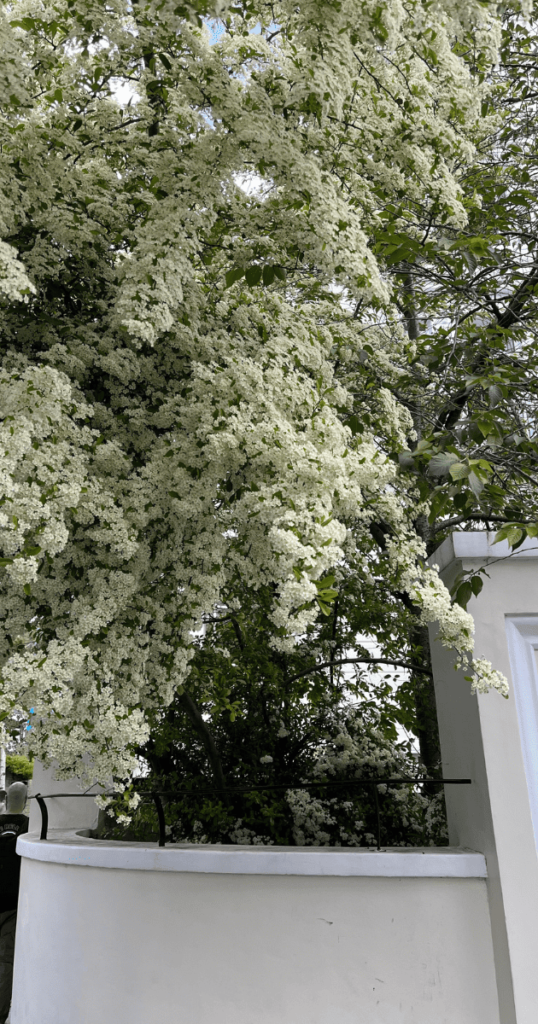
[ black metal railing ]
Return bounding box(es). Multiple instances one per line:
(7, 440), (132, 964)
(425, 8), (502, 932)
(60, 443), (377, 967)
(30, 777), (471, 850)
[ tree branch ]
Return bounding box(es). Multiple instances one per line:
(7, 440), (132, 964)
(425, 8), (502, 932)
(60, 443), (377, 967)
(497, 263), (538, 329)
(232, 617), (245, 651)
(432, 512), (530, 535)
(286, 656), (432, 685)
(178, 692), (229, 802)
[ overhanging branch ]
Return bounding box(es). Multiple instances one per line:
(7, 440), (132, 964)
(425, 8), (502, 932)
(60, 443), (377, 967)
(287, 656), (432, 685)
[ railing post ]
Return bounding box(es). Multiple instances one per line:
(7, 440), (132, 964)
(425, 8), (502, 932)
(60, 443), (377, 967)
(152, 792), (166, 847)
(35, 793), (48, 841)
(371, 783), (381, 850)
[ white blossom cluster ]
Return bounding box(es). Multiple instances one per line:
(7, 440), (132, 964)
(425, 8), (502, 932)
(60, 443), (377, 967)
(228, 821), (275, 845)
(0, 243), (36, 305)
(285, 711), (448, 848)
(469, 658), (510, 699)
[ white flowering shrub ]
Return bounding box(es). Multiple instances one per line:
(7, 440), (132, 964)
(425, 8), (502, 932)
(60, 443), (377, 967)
(286, 711), (448, 848)
(0, 0), (510, 790)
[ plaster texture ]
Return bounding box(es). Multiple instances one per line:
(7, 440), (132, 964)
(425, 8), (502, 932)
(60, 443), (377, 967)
(28, 761), (101, 833)
(12, 832), (499, 1024)
(429, 532), (538, 1024)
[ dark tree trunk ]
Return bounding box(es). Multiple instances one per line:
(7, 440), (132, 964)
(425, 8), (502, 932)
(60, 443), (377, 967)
(401, 276), (444, 786)
(409, 621), (442, 778)
(178, 691), (229, 804)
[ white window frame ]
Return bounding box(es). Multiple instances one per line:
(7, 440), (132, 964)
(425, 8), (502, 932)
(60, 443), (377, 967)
(506, 615), (538, 851)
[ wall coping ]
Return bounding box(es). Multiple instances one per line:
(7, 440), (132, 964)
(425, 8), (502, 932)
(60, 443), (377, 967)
(430, 531), (538, 574)
(17, 831), (487, 877)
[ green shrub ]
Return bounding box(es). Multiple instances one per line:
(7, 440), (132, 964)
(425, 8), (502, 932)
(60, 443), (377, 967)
(6, 755), (33, 781)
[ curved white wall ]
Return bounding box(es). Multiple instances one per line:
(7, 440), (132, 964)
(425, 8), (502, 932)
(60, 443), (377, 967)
(12, 831), (500, 1024)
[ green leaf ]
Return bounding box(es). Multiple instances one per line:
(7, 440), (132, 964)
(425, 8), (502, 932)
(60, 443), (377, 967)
(465, 237), (492, 257)
(468, 421), (484, 443)
(428, 490), (450, 524)
(398, 449), (415, 469)
(428, 453), (459, 477)
(245, 266), (263, 286)
(470, 576), (484, 597)
(493, 525), (523, 548)
(273, 267), (287, 281)
(449, 462), (469, 481)
(455, 581), (472, 608)
(347, 415), (362, 436)
(493, 526), (509, 544)
(262, 265), (275, 286)
(225, 267), (244, 288)
(158, 53), (172, 70)
(468, 471), (484, 496)
(10, 17), (36, 30)
(417, 478), (430, 501)
(315, 576), (335, 590)
(23, 584), (31, 596)
(488, 385), (503, 408)
(509, 528), (525, 550)
(475, 418), (492, 438)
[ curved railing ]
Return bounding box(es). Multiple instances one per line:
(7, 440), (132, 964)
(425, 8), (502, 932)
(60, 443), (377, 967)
(30, 776), (471, 848)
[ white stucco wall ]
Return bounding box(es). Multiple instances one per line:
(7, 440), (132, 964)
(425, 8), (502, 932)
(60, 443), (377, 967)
(12, 832), (499, 1024)
(28, 761), (101, 833)
(429, 532), (538, 1024)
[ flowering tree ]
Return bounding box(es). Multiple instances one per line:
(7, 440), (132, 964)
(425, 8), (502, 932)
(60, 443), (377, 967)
(0, 0), (516, 791)
(126, 579), (450, 845)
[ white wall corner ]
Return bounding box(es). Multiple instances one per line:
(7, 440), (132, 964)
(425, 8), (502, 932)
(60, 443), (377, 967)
(428, 534), (538, 1024)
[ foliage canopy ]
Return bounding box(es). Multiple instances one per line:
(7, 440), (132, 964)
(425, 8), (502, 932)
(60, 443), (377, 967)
(0, 0), (535, 823)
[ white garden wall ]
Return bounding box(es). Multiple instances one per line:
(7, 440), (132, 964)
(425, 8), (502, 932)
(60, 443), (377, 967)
(12, 833), (497, 1024)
